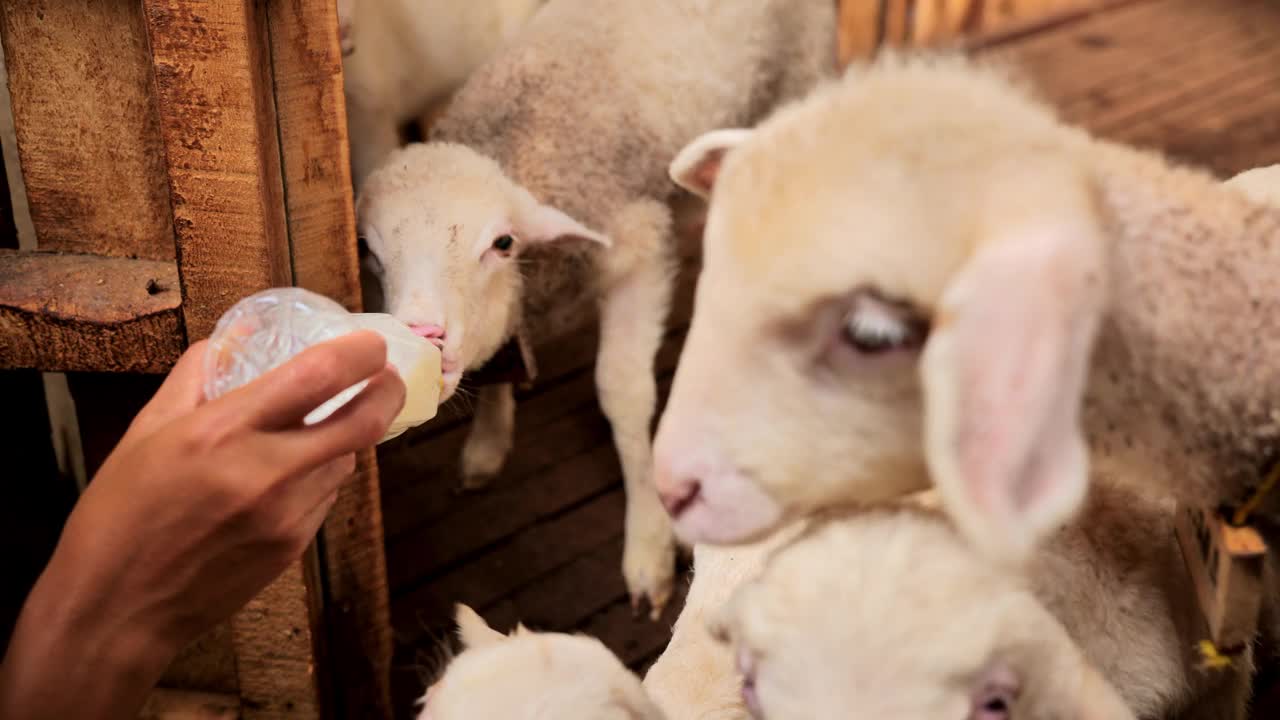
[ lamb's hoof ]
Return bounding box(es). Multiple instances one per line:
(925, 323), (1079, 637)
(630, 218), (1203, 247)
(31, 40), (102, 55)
(624, 551), (675, 622)
(629, 586), (671, 622)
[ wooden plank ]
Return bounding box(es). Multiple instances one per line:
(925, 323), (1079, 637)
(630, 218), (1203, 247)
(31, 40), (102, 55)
(392, 490), (626, 632)
(139, 689), (240, 720)
(143, 0), (293, 342)
(266, 0), (361, 309)
(882, 0), (912, 45)
(158, 622), (241, 697)
(264, 1), (394, 716)
(0, 0), (175, 260)
(143, 2), (319, 717)
(837, 0), (883, 65)
(0, 250), (183, 373)
(228, 560), (321, 719)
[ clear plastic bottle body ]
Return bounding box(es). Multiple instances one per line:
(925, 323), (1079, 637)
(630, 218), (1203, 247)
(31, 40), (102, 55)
(203, 287), (442, 443)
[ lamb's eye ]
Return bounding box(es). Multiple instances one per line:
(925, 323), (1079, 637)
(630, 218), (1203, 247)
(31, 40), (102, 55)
(841, 292), (927, 354)
(492, 234), (515, 252)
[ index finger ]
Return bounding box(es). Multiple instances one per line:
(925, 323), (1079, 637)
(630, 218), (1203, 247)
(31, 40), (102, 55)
(213, 330), (389, 430)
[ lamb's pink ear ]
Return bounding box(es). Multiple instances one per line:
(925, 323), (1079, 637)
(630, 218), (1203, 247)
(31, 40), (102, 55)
(455, 604), (504, 650)
(669, 129), (753, 199)
(518, 202), (611, 247)
(921, 212), (1107, 565)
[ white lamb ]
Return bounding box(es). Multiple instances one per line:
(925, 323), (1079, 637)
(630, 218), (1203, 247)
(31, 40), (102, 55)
(357, 0), (836, 614)
(651, 53), (1280, 566)
(415, 605), (665, 719)
(642, 522), (810, 720)
(339, 0), (544, 190)
(714, 501), (1149, 720)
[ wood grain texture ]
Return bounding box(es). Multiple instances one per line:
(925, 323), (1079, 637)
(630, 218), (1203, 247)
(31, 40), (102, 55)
(0, 0), (175, 260)
(0, 250), (183, 372)
(143, 2), (321, 716)
(139, 689), (240, 720)
(158, 622), (241, 697)
(837, 0), (883, 64)
(265, 1), (394, 716)
(229, 560), (321, 719)
(143, 0), (293, 342)
(267, 0), (361, 309)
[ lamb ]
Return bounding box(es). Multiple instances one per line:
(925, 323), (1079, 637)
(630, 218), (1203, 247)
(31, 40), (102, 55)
(415, 605), (665, 719)
(1226, 164), (1280, 207)
(712, 500), (1146, 720)
(643, 521), (809, 720)
(356, 0), (836, 614)
(339, 0), (544, 190)
(650, 53), (1280, 565)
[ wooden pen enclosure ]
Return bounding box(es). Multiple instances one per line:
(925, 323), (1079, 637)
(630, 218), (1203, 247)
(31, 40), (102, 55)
(0, 1), (389, 717)
(4, 0), (1280, 718)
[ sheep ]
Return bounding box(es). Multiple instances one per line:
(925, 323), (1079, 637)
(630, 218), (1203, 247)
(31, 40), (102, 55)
(357, 0), (837, 615)
(714, 485), (1251, 720)
(650, 53), (1280, 565)
(643, 521), (810, 720)
(415, 604), (665, 719)
(1226, 164), (1280, 207)
(643, 492), (943, 719)
(340, 0), (545, 190)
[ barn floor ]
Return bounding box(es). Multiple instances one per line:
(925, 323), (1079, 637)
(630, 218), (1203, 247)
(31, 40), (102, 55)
(377, 0), (1280, 715)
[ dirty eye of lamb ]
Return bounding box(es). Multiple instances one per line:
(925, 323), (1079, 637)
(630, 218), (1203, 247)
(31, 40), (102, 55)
(842, 295), (926, 354)
(492, 234), (515, 252)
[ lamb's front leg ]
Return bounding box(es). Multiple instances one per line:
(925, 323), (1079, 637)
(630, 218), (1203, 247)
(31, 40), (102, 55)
(597, 201), (678, 619)
(459, 382), (516, 491)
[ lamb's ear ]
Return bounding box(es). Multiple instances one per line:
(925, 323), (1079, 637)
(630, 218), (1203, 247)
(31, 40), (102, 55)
(455, 604), (504, 650)
(517, 202), (611, 247)
(921, 207), (1107, 565)
(669, 129), (753, 199)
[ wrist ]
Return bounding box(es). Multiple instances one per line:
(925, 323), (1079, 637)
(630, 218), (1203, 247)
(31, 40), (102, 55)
(1, 550), (182, 719)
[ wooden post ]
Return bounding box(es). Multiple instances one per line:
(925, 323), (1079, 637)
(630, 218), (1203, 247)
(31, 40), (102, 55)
(265, 0), (394, 715)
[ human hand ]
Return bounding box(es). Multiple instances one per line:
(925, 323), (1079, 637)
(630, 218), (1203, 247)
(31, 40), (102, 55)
(1, 330), (405, 720)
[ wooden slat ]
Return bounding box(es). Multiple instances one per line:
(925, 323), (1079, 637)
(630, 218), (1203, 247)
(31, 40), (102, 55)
(142, 2), (319, 717)
(265, 1), (394, 717)
(228, 561), (321, 719)
(0, 0), (175, 260)
(0, 251), (183, 373)
(139, 689), (240, 720)
(266, 0), (361, 308)
(837, 0), (883, 65)
(143, 0), (293, 343)
(158, 622), (240, 697)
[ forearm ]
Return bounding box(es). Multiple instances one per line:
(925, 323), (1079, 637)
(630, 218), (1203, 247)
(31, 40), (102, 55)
(0, 558), (178, 720)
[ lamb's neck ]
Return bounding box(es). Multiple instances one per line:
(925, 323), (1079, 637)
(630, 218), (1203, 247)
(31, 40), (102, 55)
(1083, 141), (1280, 508)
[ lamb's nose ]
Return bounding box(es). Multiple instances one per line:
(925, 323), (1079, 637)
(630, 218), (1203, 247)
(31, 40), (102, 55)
(409, 323), (446, 349)
(658, 478), (702, 518)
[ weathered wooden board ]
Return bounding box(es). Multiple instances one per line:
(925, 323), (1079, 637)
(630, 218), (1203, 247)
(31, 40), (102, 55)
(139, 689), (240, 720)
(228, 560), (321, 719)
(143, 0), (293, 343)
(0, 251), (183, 373)
(837, 0), (1103, 60)
(838, 0), (883, 63)
(142, 2), (320, 717)
(266, 0), (362, 309)
(0, 0), (175, 260)
(265, 0), (395, 716)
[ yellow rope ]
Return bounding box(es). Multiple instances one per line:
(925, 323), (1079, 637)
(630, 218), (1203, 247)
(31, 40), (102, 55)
(1196, 640), (1235, 671)
(1232, 461), (1280, 526)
